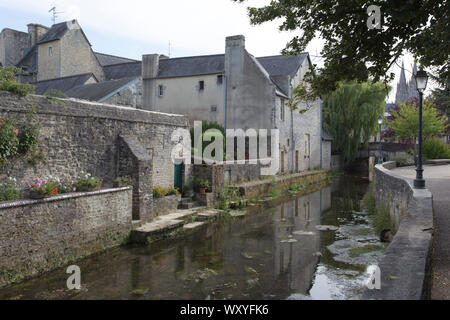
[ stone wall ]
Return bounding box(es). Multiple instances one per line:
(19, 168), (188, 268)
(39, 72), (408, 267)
(0, 187), (132, 288)
(153, 194), (181, 217)
(363, 162), (433, 300)
(0, 28), (30, 67)
(0, 92), (189, 221)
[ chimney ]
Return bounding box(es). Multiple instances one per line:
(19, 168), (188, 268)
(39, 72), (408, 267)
(142, 54), (160, 111)
(27, 23), (49, 46)
(225, 35), (245, 49)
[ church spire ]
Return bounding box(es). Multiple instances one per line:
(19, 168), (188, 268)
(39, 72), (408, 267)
(395, 60), (408, 104)
(407, 61), (419, 101)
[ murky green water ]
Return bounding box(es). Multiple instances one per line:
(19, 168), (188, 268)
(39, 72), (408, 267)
(0, 175), (386, 300)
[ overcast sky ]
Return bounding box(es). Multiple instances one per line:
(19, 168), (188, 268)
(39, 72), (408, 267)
(0, 0), (430, 101)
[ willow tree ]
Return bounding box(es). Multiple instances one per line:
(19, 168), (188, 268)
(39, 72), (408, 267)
(323, 81), (389, 166)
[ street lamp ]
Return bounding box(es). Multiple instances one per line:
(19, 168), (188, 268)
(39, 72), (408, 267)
(377, 115), (383, 164)
(413, 68), (428, 189)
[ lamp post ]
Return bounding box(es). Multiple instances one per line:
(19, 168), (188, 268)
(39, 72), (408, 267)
(377, 115), (383, 164)
(413, 68), (428, 189)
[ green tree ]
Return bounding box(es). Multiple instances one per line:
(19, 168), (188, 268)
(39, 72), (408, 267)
(233, 0), (450, 95)
(389, 99), (447, 143)
(323, 81), (389, 166)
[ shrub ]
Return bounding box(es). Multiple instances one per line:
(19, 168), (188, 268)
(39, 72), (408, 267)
(392, 152), (415, 167)
(0, 66), (35, 96)
(0, 118), (19, 164)
(0, 177), (20, 202)
(18, 110), (39, 154)
(152, 186), (168, 198)
(423, 137), (450, 159)
(267, 189), (281, 198)
(167, 185), (180, 195)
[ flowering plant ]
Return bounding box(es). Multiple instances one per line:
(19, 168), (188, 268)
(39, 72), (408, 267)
(28, 178), (59, 197)
(152, 185), (179, 198)
(74, 172), (103, 191)
(114, 175), (132, 186)
(0, 118), (19, 164)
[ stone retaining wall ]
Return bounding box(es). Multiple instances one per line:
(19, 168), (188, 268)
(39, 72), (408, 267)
(0, 187), (132, 289)
(153, 194), (181, 217)
(236, 170), (330, 200)
(363, 162), (433, 300)
(0, 92), (189, 221)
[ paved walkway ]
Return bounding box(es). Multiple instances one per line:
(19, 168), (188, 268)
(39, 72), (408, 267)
(392, 164), (450, 300)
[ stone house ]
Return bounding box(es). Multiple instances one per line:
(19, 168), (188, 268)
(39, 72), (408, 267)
(0, 20), (143, 108)
(142, 35), (329, 174)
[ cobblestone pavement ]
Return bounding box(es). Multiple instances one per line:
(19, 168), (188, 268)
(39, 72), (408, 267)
(392, 165), (450, 300)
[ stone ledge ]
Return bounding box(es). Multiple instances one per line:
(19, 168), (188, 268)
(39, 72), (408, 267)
(0, 187), (132, 210)
(363, 162), (433, 300)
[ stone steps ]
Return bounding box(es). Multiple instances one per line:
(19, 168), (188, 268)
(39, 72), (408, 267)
(131, 206), (221, 244)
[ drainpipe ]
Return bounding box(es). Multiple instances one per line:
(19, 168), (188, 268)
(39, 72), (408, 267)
(224, 74), (228, 130)
(319, 99), (323, 169)
(291, 107), (294, 173)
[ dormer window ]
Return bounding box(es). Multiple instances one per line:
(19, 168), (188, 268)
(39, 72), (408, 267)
(49, 47), (53, 56)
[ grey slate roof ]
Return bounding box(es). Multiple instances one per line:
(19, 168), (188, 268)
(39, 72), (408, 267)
(157, 54), (225, 78)
(36, 22), (68, 44)
(95, 52), (139, 67)
(65, 77), (138, 101)
(17, 45), (37, 73)
(257, 53), (308, 78)
(103, 61), (142, 80)
(31, 73), (96, 95)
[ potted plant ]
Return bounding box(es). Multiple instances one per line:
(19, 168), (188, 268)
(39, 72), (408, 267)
(74, 172), (103, 192)
(195, 178), (210, 194)
(28, 178), (58, 199)
(114, 176), (132, 187)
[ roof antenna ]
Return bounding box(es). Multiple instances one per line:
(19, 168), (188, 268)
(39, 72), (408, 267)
(49, 6), (64, 25)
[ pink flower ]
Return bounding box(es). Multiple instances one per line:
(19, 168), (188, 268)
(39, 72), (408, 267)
(13, 129), (18, 135)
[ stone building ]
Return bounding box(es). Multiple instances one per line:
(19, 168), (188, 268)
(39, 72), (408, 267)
(142, 35), (329, 174)
(0, 20), (143, 108)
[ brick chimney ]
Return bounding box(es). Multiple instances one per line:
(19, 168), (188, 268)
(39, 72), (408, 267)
(27, 23), (49, 46)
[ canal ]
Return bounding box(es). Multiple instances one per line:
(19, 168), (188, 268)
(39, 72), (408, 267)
(0, 175), (386, 300)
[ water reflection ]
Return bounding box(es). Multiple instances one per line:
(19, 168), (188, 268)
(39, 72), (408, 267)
(0, 176), (384, 300)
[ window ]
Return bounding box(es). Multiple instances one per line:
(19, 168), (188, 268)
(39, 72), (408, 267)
(158, 85), (164, 97)
(217, 75), (223, 85)
(280, 99), (285, 121)
(49, 47), (53, 57)
(199, 80), (205, 91)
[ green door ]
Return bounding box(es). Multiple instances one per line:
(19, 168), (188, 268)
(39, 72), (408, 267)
(174, 164), (182, 192)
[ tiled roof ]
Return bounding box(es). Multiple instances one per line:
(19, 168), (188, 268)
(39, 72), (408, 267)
(257, 53), (308, 78)
(103, 61), (142, 80)
(65, 77), (138, 101)
(157, 54), (225, 78)
(31, 73), (97, 95)
(95, 52), (140, 67)
(36, 22), (68, 44)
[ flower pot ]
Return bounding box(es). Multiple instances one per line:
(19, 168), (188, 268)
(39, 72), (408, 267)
(199, 188), (206, 194)
(113, 182), (129, 188)
(29, 190), (45, 199)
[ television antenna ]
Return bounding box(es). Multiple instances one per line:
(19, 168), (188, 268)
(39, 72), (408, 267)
(49, 6), (64, 25)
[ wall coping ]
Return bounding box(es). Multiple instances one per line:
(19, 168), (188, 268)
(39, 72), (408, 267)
(0, 91), (189, 128)
(0, 187), (132, 210)
(363, 161), (433, 300)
